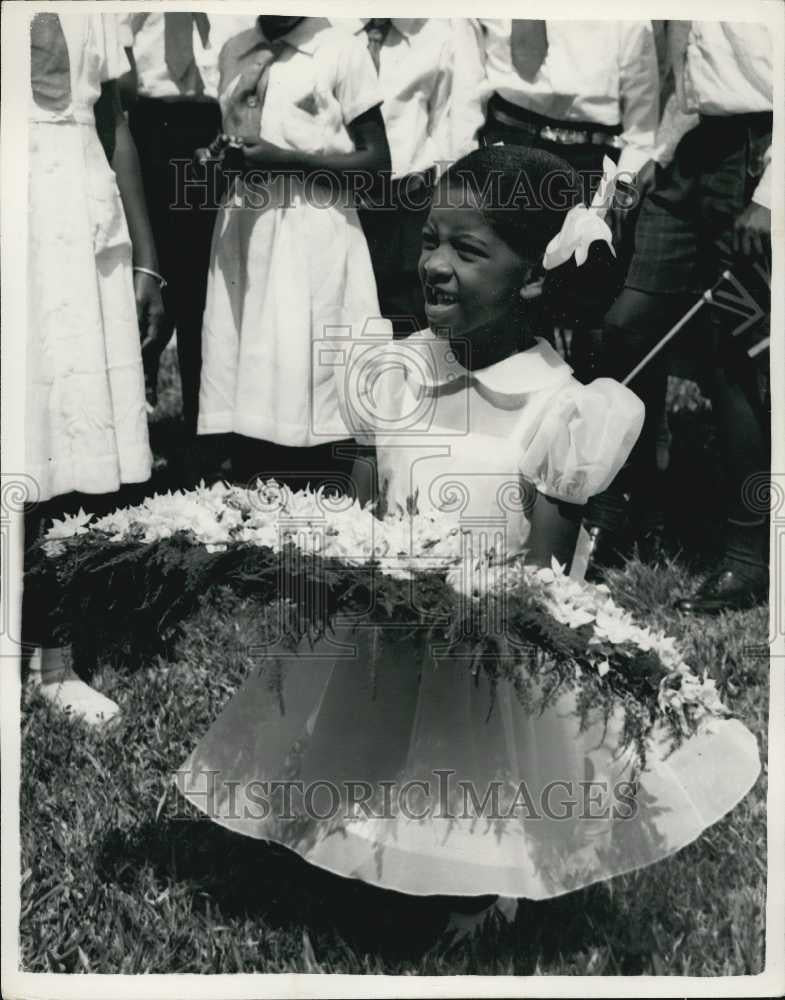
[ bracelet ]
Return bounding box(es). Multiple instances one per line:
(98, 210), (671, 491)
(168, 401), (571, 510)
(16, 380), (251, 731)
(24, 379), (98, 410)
(133, 266), (167, 289)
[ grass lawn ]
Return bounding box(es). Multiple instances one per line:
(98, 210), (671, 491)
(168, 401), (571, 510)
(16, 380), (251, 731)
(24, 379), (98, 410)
(18, 349), (769, 975)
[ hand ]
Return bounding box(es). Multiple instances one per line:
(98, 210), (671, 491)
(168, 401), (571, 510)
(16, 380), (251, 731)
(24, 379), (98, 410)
(194, 145), (220, 167)
(632, 158), (658, 203)
(116, 68), (138, 109)
(241, 138), (294, 170)
(607, 159), (657, 248)
(733, 202), (771, 262)
(133, 271), (168, 406)
(195, 133), (234, 167)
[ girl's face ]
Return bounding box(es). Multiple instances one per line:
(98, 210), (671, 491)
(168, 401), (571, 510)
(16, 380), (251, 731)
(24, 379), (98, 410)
(258, 16), (304, 40)
(419, 184), (529, 368)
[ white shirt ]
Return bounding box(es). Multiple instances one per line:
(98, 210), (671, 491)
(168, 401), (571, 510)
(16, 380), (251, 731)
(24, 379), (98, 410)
(329, 18), (453, 177)
(682, 22), (772, 208)
(121, 13), (256, 101)
(454, 19), (660, 175)
(236, 18), (383, 152)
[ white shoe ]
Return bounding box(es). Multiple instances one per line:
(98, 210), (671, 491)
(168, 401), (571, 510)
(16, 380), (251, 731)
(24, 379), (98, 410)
(29, 648), (119, 728)
(38, 676), (120, 727)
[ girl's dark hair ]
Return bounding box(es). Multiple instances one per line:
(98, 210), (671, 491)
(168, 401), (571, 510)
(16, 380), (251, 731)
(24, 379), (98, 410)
(440, 146), (619, 326)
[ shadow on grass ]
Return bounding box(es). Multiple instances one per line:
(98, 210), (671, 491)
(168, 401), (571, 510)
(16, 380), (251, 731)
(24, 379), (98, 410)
(95, 813), (643, 970)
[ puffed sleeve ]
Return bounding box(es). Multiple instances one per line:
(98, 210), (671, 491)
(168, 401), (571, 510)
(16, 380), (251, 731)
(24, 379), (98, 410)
(517, 378), (645, 505)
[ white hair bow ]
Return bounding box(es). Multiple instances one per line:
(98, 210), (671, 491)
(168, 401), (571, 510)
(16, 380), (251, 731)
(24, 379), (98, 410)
(542, 156), (621, 271)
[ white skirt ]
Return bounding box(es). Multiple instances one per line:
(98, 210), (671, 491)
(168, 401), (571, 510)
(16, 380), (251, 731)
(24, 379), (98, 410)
(198, 178), (382, 447)
(26, 119), (151, 503)
(180, 624), (761, 899)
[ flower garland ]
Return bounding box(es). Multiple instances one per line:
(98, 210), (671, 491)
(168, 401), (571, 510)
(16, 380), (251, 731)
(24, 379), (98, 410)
(26, 481), (728, 759)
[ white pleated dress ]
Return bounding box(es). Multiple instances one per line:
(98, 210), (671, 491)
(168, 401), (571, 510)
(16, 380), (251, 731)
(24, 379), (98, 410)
(181, 331), (761, 899)
(27, 14), (151, 503)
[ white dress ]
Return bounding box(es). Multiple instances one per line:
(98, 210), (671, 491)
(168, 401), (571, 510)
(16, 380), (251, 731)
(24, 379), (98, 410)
(197, 18), (386, 447)
(27, 13), (152, 503)
(181, 331), (761, 899)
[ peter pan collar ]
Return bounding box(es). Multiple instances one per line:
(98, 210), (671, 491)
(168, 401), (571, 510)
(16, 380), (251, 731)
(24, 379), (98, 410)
(473, 338), (574, 395)
(403, 331), (574, 397)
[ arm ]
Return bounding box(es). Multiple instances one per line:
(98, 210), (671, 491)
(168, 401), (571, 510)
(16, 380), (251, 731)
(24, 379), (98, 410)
(115, 13), (140, 109)
(735, 149), (771, 260)
(608, 23), (661, 242)
(241, 105), (392, 194)
(447, 17), (488, 160)
(117, 45), (139, 110)
(107, 81), (168, 362)
(652, 90), (699, 168)
(616, 22), (660, 178)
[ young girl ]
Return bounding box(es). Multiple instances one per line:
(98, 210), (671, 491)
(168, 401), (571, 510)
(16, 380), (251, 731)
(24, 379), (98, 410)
(179, 147), (760, 937)
(196, 15), (390, 490)
(25, 12), (166, 725)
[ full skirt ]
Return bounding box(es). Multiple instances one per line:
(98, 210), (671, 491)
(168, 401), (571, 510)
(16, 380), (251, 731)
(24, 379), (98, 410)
(179, 622), (760, 899)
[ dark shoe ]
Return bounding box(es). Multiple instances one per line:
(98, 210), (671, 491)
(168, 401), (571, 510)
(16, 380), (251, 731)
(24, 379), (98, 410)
(677, 563), (769, 614)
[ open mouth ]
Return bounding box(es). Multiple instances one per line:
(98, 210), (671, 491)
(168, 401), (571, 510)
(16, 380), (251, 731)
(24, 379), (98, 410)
(424, 285), (459, 307)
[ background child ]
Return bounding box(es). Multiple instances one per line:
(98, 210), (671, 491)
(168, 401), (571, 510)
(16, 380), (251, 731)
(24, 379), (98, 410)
(196, 15), (391, 492)
(25, 12), (166, 724)
(583, 22), (772, 611)
(450, 19), (660, 373)
(119, 12), (256, 482)
(330, 18), (454, 336)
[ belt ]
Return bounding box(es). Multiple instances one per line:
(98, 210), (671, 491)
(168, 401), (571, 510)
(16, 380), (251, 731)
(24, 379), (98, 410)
(488, 94), (625, 149)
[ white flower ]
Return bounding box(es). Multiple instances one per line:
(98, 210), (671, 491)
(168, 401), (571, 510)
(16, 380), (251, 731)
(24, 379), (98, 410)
(46, 508), (94, 540)
(593, 607), (638, 646)
(93, 506), (137, 541)
(57, 484), (724, 734)
(550, 555), (567, 577)
(543, 205), (615, 270)
(543, 156), (620, 270)
(657, 669), (728, 732)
